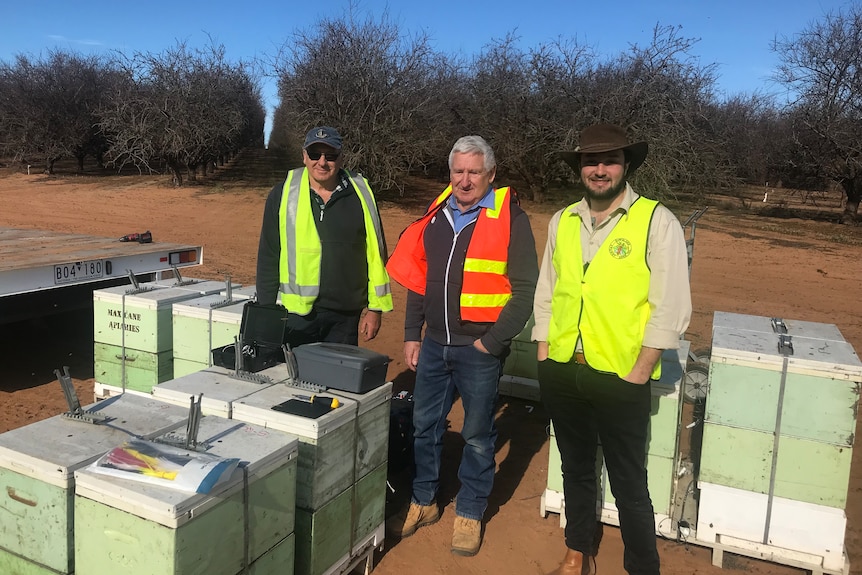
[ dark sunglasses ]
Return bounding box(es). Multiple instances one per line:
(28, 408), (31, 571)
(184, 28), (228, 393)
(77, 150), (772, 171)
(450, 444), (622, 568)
(306, 150), (340, 161)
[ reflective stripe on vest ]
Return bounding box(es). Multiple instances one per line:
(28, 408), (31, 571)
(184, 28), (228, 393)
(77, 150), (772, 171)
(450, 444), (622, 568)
(459, 187), (512, 322)
(548, 197), (660, 379)
(278, 168), (393, 315)
(386, 186), (512, 322)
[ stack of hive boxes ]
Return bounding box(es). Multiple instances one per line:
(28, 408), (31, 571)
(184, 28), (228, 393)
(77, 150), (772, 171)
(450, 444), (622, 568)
(231, 385), (361, 575)
(171, 287), (257, 378)
(0, 394), (189, 574)
(152, 364), (284, 419)
(696, 312), (861, 571)
(543, 343), (688, 536)
(329, 382), (393, 556)
(93, 280), (237, 396)
(499, 315), (541, 400)
(73, 415), (299, 575)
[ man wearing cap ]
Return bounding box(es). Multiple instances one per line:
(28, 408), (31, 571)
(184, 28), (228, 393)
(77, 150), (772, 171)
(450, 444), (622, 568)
(256, 126), (392, 345)
(533, 124), (691, 575)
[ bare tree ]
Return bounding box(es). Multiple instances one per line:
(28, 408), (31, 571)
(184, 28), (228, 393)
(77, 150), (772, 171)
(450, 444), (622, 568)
(99, 41), (263, 186)
(271, 8), (455, 196)
(461, 34), (594, 202)
(772, 3), (862, 223)
(0, 50), (115, 173)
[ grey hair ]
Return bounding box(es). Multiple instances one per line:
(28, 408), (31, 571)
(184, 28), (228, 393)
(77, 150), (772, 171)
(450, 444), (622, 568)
(448, 135), (496, 172)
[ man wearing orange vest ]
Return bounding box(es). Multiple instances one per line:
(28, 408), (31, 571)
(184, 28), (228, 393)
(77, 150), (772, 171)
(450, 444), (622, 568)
(534, 124), (691, 575)
(385, 135), (539, 556)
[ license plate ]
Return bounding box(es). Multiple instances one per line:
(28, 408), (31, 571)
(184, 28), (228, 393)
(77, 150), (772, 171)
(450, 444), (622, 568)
(54, 260), (104, 284)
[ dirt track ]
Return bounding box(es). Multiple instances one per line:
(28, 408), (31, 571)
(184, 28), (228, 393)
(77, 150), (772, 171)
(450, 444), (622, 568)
(1, 152), (861, 575)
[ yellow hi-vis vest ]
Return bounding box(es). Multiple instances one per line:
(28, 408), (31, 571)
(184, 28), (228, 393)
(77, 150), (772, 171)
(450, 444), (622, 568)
(277, 167), (393, 315)
(547, 197), (661, 379)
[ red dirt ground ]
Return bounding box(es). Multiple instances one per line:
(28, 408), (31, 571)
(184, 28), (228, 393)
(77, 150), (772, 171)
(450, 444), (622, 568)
(1, 157), (860, 575)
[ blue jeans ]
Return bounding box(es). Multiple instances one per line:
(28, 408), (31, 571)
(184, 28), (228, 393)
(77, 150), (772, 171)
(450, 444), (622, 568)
(411, 336), (503, 521)
(539, 358), (660, 575)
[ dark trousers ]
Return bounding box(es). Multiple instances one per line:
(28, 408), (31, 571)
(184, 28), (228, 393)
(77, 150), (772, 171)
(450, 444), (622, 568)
(283, 306), (361, 346)
(538, 358), (660, 575)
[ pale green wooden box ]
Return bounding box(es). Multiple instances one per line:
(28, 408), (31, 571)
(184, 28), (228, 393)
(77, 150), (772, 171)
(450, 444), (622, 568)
(295, 486), (352, 575)
(647, 394), (681, 459)
(600, 452), (675, 517)
(152, 366), (277, 419)
(249, 532), (295, 575)
(352, 461), (387, 551)
(0, 549), (62, 575)
(173, 357), (208, 378)
(151, 278), (245, 296)
(73, 416), (299, 575)
(547, 434), (674, 517)
(94, 342), (173, 393)
(93, 285), (211, 354)
(707, 324), (861, 445)
(712, 311), (847, 341)
(232, 385), (359, 511)
(172, 291), (255, 365)
(330, 382), (393, 482)
(699, 422), (853, 508)
(0, 395), (189, 574)
(503, 314), (537, 379)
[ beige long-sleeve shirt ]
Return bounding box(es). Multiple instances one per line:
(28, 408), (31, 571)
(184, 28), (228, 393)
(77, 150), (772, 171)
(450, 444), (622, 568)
(531, 184), (692, 351)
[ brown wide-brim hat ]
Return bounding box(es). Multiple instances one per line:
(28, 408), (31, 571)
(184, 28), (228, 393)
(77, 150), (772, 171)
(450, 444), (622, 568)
(559, 123), (648, 174)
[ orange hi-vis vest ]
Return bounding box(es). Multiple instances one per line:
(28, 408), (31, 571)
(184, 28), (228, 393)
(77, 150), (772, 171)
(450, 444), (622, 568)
(387, 186), (513, 322)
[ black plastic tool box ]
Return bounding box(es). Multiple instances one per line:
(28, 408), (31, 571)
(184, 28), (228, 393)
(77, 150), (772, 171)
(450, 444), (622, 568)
(292, 342), (390, 393)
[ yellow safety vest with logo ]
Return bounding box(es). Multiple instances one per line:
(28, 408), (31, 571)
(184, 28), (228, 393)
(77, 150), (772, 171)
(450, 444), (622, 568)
(277, 167), (393, 315)
(547, 197), (661, 379)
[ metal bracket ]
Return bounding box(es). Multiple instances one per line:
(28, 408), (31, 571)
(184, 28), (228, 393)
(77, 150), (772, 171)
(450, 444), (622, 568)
(778, 334), (794, 355)
(282, 344), (325, 393)
(168, 265), (198, 286)
(208, 274), (236, 309)
(155, 393), (210, 452)
(124, 270), (156, 294)
(55, 366), (109, 424)
(771, 317), (788, 334)
(227, 335), (274, 384)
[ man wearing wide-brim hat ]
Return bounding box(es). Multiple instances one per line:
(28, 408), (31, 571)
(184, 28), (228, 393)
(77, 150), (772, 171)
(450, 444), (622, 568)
(532, 123), (692, 575)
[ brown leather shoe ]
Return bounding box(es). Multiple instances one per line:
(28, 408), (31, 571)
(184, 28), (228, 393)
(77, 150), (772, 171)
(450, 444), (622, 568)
(451, 516), (483, 556)
(385, 501), (440, 538)
(546, 548), (596, 575)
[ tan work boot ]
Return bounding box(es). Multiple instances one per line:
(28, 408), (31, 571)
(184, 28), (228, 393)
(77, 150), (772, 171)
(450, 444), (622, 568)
(451, 516), (482, 556)
(386, 501), (440, 538)
(546, 548), (596, 575)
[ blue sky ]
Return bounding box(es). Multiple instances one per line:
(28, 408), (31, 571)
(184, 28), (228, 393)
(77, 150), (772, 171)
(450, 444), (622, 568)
(1, 0), (854, 138)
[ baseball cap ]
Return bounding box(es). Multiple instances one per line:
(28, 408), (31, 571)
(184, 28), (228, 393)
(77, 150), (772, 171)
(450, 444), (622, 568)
(303, 126), (342, 150)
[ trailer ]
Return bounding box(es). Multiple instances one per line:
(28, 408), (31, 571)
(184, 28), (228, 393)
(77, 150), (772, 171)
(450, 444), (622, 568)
(0, 227), (202, 324)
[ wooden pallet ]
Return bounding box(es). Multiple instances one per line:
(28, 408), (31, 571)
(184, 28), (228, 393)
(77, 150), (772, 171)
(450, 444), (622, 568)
(700, 533), (850, 575)
(540, 489), (851, 575)
(329, 522), (384, 575)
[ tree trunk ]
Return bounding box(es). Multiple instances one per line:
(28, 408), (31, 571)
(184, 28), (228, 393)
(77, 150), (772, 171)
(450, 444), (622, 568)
(167, 159), (184, 187)
(531, 182), (544, 204)
(76, 154), (85, 174)
(841, 177), (861, 224)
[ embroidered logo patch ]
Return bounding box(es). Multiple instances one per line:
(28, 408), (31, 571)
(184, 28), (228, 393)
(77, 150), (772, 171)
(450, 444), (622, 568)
(608, 238), (632, 259)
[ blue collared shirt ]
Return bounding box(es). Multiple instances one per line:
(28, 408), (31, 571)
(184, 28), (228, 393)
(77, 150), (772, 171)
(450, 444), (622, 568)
(447, 187), (496, 233)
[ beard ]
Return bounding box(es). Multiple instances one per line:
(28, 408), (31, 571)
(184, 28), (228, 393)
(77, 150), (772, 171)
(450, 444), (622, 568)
(583, 176), (626, 203)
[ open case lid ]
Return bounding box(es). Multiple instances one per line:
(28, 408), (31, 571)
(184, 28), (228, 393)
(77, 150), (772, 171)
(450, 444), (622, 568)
(152, 367), (275, 414)
(0, 394), (189, 487)
(240, 301), (288, 347)
(712, 325), (862, 380)
(74, 416), (299, 528)
(713, 311), (847, 342)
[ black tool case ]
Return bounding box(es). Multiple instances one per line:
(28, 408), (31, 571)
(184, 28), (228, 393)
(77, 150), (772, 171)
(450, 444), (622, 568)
(212, 301), (287, 372)
(292, 342), (390, 393)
